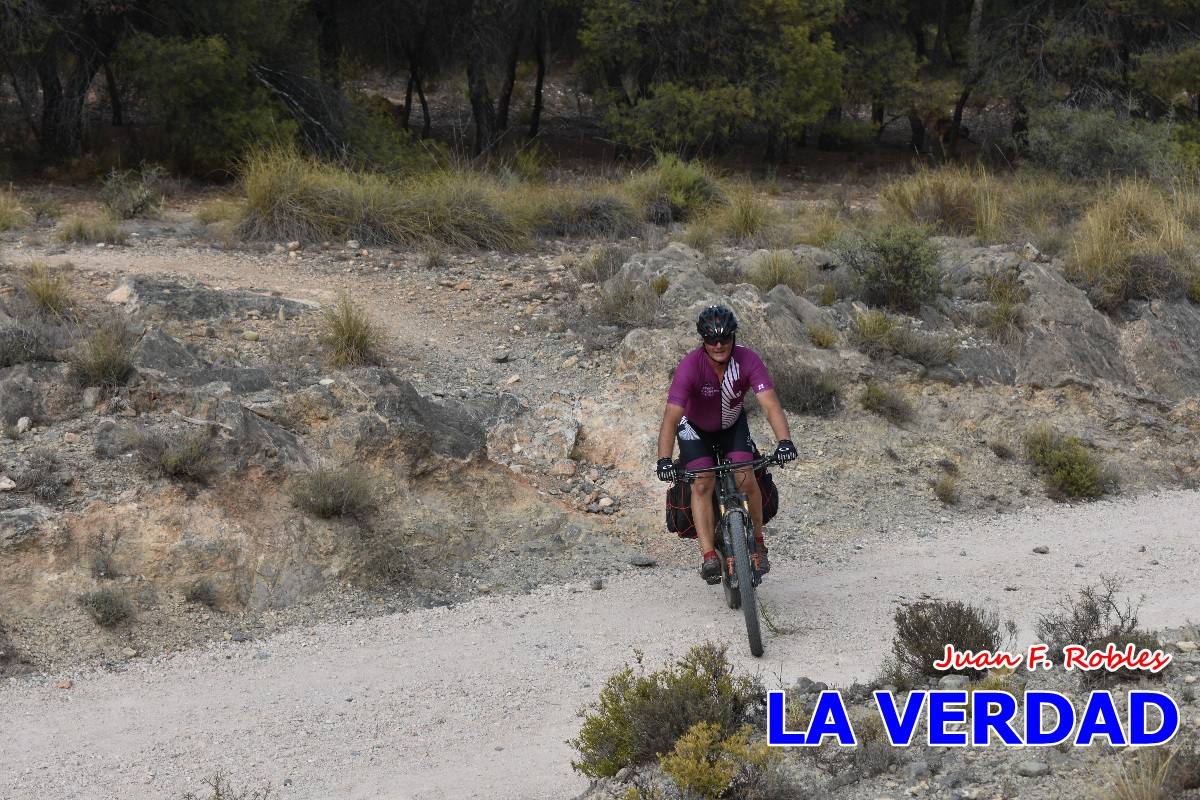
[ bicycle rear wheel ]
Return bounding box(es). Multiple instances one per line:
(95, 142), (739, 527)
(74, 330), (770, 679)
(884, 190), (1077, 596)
(728, 511), (763, 657)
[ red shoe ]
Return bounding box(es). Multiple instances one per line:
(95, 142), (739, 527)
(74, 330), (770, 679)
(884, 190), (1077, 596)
(752, 545), (770, 575)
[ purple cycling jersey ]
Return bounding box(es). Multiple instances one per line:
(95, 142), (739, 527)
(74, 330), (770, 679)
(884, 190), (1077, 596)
(666, 345), (773, 432)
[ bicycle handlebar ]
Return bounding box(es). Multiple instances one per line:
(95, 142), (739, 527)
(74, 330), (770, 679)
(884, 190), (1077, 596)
(675, 454), (781, 483)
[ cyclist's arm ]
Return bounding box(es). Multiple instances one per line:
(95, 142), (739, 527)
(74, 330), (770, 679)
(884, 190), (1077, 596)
(755, 389), (792, 444)
(657, 402), (686, 459)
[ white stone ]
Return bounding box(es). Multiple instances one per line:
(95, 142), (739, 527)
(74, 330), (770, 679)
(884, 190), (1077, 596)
(319, 378), (335, 387)
(15, 417), (31, 434)
(0, 477), (15, 491)
(104, 284), (133, 304)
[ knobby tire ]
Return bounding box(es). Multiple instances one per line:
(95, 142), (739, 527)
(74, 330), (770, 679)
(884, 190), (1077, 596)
(728, 511), (763, 657)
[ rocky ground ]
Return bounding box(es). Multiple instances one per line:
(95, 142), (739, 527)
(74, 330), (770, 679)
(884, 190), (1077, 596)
(2, 187), (1200, 797)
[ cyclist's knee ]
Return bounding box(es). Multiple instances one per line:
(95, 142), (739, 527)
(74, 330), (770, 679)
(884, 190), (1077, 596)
(693, 475), (715, 495)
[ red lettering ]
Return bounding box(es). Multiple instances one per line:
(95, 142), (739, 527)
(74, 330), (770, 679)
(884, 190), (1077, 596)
(1063, 645), (1086, 669)
(932, 644), (1023, 672)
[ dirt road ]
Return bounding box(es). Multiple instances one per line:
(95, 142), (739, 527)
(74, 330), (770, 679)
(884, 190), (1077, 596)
(3, 490), (1197, 800)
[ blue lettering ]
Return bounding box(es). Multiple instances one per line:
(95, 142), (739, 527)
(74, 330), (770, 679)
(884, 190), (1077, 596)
(766, 691), (805, 746)
(1128, 691), (1179, 746)
(970, 691), (1021, 745)
(1025, 691), (1076, 746)
(874, 690), (926, 746)
(767, 690), (856, 746)
(928, 691), (968, 746)
(1075, 691), (1127, 746)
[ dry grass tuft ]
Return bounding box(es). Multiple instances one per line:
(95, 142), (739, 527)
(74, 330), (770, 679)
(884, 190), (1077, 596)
(0, 191), (30, 230)
(744, 250), (812, 294)
(22, 261), (72, 316)
(58, 214), (127, 244)
(323, 294), (379, 367)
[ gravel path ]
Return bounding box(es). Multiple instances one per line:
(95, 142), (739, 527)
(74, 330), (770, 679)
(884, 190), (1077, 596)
(3, 490), (1198, 800)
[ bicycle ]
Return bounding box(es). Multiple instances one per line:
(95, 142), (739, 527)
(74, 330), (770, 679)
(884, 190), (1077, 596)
(676, 451), (782, 658)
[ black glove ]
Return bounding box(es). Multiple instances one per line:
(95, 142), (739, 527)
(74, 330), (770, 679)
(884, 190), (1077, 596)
(656, 457), (677, 482)
(773, 440), (798, 464)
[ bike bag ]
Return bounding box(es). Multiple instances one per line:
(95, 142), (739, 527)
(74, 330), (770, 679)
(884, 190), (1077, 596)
(666, 462), (779, 538)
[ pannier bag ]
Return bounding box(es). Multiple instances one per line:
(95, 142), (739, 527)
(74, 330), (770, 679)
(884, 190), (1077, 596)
(666, 461), (779, 538)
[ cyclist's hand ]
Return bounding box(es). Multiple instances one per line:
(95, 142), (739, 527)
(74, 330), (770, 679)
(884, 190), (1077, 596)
(656, 457), (677, 482)
(773, 440), (798, 464)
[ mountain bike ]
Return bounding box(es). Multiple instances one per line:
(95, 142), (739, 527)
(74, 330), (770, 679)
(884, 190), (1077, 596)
(677, 452), (782, 658)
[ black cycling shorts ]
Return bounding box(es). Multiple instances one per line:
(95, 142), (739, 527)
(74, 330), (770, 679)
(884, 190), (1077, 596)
(676, 412), (755, 469)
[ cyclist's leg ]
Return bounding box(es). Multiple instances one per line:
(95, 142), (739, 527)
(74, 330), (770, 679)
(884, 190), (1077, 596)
(719, 412), (765, 543)
(677, 418), (718, 556)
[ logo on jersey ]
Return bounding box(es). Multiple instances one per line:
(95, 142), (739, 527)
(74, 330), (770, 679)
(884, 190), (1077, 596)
(756, 383), (767, 391)
(701, 383), (718, 397)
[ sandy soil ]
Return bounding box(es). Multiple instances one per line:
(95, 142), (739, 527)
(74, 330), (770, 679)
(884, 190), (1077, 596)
(2, 489), (1197, 800)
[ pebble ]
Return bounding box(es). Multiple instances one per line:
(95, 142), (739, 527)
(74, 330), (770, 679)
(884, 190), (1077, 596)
(242, 331), (261, 342)
(629, 554), (657, 567)
(0, 477), (14, 491)
(81, 387), (101, 408)
(104, 284), (133, 304)
(15, 417), (31, 434)
(938, 674), (969, 689)
(590, 578), (604, 590)
(319, 378), (335, 387)
(63, 432), (79, 444)
(598, 497), (614, 508)
(287, 241), (301, 251)
(492, 351), (511, 363)
(1032, 545), (1049, 554)
(1014, 760), (1050, 778)
(1176, 641), (1197, 653)
(561, 355), (579, 369)
(504, 375), (521, 385)
(122, 648), (137, 658)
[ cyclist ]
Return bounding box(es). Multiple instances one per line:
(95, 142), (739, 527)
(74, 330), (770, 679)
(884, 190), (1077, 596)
(656, 305), (798, 583)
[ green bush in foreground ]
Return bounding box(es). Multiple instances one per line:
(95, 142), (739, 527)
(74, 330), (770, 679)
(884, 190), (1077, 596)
(79, 588), (132, 627)
(570, 643), (761, 779)
(834, 223), (941, 313)
(624, 152), (722, 224)
(290, 466), (375, 519)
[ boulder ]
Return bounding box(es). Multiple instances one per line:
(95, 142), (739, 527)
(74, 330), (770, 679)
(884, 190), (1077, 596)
(372, 381), (486, 459)
(605, 243), (717, 311)
(617, 328), (695, 383)
(939, 245), (1023, 299)
(1016, 262), (1134, 389)
(0, 365), (45, 425)
(111, 277), (318, 321)
(211, 401), (313, 470)
(767, 285), (835, 330)
(925, 340), (1017, 386)
(487, 400), (580, 469)
(1119, 300), (1200, 401)
(132, 328), (204, 375)
(0, 506), (50, 550)
(182, 367), (272, 394)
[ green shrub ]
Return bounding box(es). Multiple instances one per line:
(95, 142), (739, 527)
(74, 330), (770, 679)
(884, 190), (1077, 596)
(982, 271), (1029, 342)
(833, 223), (940, 312)
(887, 327), (957, 367)
(136, 428), (217, 480)
(68, 317), (135, 389)
(808, 325), (837, 349)
(574, 245), (632, 284)
(195, 198), (243, 224)
(236, 149), (524, 249)
(1025, 106), (1178, 182)
(290, 466), (375, 519)
(593, 279), (660, 330)
(101, 165), (165, 219)
(22, 262), (72, 316)
(58, 214), (128, 244)
(1024, 425), (1113, 500)
(0, 191), (29, 230)
(933, 474), (960, 505)
(711, 191), (776, 243)
(681, 223), (718, 254)
(532, 190), (640, 239)
(625, 153), (722, 224)
(882, 166), (1002, 239)
(893, 599), (1013, 679)
(860, 382), (913, 424)
(79, 588), (133, 627)
(602, 82), (754, 159)
(770, 366), (842, 416)
(323, 294), (379, 367)
(850, 309), (897, 358)
(569, 643), (761, 779)
(659, 722), (773, 800)
(744, 250), (812, 294)
(0, 326), (57, 367)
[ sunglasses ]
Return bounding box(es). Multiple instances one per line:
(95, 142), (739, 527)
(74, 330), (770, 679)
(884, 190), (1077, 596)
(702, 333), (734, 345)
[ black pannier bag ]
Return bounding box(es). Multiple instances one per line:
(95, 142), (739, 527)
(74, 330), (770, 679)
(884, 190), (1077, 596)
(666, 461), (779, 538)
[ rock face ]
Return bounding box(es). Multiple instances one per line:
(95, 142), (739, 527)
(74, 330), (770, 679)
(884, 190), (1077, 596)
(1016, 262), (1134, 389)
(605, 243), (718, 312)
(767, 285), (835, 331)
(487, 399), (580, 470)
(0, 506), (50, 549)
(1119, 300), (1200, 401)
(370, 377), (487, 460)
(0, 366), (45, 425)
(108, 277), (317, 320)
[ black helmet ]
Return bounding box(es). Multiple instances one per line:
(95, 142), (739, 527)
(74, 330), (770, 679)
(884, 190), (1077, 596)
(697, 305), (738, 339)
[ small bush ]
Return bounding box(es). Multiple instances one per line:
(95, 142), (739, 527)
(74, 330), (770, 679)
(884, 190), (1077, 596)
(681, 223), (718, 254)
(887, 327), (957, 367)
(323, 294), (379, 367)
(0, 191), (30, 230)
(136, 428), (216, 480)
(808, 325), (837, 349)
(1102, 746), (1196, 800)
(1024, 425), (1113, 500)
(593, 279), (660, 330)
(701, 259), (742, 285)
(659, 722), (772, 800)
(833, 223), (941, 312)
(794, 205), (849, 247)
(745, 250), (812, 294)
(933, 475), (960, 505)
(770, 366), (842, 416)
(184, 580), (219, 609)
(817, 283), (837, 306)
(58, 214), (128, 244)
(893, 599), (1013, 679)
(1068, 179), (1198, 311)
(21, 262), (72, 316)
(79, 588), (133, 627)
(181, 773), (274, 800)
(860, 382), (913, 425)
(290, 466), (375, 519)
(1036, 577), (1155, 684)
(12, 449), (63, 502)
(882, 166), (1002, 239)
(101, 165), (164, 219)
(195, 198), (243, 224)
(989, 441), (1016, 459)
(625, 153), (722, 224)
(711, 191), (776, 243)
(1025, 106), (1178, 182)
(574, 245), (632, 284)
(68, 316), (135, 389)
(569, 643), (761, 779)
(531, 190), (640, 239)
(982, 271), (1029, 343)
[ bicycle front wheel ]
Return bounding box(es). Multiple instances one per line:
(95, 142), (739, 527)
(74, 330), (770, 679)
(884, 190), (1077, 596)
(728, 511), (763, 657)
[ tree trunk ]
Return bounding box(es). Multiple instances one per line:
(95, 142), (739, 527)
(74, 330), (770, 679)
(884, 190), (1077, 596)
(104, 62), (123, 126)
(529, 9), (546, 140)
(401, 73), (414, 131)
(949, 0), (984, 157)
(415, 69), (431, 138)
(496, 28), (523, 133)
(949, 88), (970, 156)
(315, 0), (342, 89)
(908, 112), (926, 153)
(467, 56), (498, 156)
